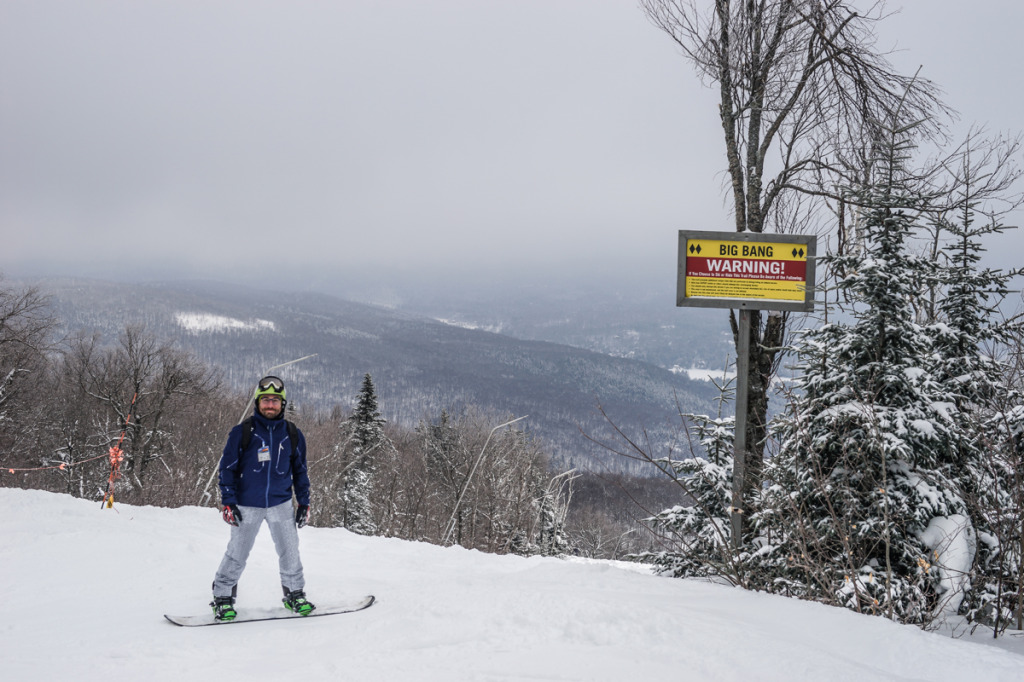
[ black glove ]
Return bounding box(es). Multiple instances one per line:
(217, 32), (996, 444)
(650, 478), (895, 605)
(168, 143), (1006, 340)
(222, 504), (242, 526)
(295, 504), (309, 529)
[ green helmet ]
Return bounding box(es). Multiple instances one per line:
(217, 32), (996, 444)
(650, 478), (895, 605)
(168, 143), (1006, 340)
(254, 375), (287, 404)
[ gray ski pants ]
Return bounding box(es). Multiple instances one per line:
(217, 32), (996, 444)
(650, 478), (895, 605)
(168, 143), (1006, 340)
(212, 501), (305, 598)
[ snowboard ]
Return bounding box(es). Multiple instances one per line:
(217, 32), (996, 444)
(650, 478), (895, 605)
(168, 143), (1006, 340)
(164, 595), (375, 627)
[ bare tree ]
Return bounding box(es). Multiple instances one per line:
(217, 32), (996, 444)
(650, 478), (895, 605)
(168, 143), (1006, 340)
(0, 278), (57, 472)
(65, 325), (221, 494)
(641, 0), (946, 532)
(420, 409), (472, 541)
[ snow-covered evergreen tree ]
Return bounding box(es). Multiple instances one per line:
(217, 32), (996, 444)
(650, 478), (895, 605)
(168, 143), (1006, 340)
(640, 414), (735, 579)
(753, 120), (969, 623)
(338, 373), (390, 535)
(536, 471), (576, 557)
(976, 386), (1024, 631)
(926, 150), (1024, 628)
(636, 375), (737, 579)
(927, 151), (1020, 414)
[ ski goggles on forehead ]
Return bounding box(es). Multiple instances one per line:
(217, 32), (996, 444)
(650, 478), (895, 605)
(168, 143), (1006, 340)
(258, 376), (285, 392)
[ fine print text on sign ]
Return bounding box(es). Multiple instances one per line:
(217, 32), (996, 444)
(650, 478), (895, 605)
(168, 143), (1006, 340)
(677, 230), (816, 312)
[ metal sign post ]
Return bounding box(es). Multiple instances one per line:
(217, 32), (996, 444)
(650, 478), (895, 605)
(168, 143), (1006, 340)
(676, 230), (815, 548)
(731, 308), (751, 549)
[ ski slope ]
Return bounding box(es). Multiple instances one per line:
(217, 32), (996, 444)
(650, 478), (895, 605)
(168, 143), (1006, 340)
(1, 488), (1021, 681)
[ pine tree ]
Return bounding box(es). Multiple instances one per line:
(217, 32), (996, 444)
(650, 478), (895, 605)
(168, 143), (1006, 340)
(639, 412), (735, 579)
(351, 374), (386, 453)
(754, 119), (968, 623)
(636, 374), (738, 579)
(536, 474), (570, 557)
(339, 373), (390, 535)
(926, 152), (1024, 628)
(928, 179), (1018, 414)
(980, 370), (1024, 631)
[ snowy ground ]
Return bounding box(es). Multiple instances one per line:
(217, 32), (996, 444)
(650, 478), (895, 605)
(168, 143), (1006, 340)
(2, 488), (1022, 681)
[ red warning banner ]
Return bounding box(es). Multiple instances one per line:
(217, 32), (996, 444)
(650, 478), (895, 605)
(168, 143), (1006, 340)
(686, 256), (807, 282)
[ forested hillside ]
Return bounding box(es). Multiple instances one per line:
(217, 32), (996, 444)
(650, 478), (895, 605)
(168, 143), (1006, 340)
(42, 277), (718, 471)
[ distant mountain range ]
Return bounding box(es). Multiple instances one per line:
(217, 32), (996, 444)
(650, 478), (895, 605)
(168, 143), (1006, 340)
(364, 274), (736, 372)
(39, 277), (722, 472)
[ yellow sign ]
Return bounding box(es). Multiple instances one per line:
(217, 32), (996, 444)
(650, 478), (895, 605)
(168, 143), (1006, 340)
(683, 238), (809, 302)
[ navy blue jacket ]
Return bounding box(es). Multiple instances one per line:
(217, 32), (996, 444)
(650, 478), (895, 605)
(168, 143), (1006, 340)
(218, 409), (310, 508)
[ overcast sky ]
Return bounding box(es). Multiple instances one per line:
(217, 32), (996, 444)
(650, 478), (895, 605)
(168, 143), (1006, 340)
(2, 1), (1022, 298)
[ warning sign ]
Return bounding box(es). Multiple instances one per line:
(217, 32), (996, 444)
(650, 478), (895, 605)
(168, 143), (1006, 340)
(678, 231), (816, 311)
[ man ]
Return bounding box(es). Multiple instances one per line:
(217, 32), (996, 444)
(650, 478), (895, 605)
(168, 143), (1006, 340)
(210, 375), (314, 621)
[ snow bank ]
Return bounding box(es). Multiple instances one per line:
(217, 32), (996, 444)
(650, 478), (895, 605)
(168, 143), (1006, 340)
(920, 514), (976, 617)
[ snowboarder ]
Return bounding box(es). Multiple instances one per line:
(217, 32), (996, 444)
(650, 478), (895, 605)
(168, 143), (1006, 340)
(210, 375), (314, 621)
